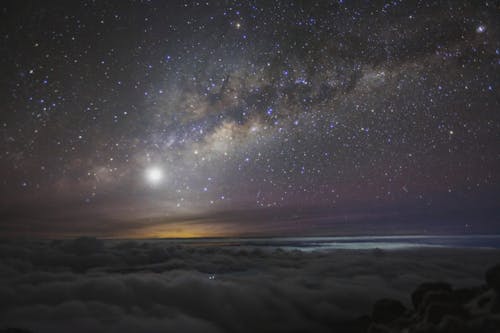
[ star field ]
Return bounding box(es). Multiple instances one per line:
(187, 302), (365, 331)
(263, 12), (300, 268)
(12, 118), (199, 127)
(0, 1), (499, 237)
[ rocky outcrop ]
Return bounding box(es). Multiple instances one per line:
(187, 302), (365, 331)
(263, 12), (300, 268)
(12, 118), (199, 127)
(364, 263), (500, 333)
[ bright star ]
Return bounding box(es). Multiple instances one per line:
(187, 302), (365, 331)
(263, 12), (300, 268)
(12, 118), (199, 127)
(145, 166), (164, 185)
(476, 25), (486, 33)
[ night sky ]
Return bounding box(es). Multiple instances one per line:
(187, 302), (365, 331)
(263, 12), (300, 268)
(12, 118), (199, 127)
(1, 1), (499, 238)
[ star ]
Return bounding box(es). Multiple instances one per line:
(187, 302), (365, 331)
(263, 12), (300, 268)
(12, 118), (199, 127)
(145, 166), (164, 186)
(476, 25), (486, 33)
(0, 0), (498, 237)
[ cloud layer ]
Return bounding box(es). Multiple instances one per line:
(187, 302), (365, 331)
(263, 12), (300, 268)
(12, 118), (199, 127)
(1, 239), (499, 332)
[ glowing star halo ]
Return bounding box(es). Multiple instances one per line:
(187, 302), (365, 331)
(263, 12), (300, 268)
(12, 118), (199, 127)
(145, 166), (164, 185)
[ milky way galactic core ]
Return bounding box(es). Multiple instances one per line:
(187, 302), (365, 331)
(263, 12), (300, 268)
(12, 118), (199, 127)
(0, 1), (499, 237)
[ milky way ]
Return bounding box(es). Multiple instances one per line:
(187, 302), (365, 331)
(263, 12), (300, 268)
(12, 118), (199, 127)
(1, 1), (499, 237)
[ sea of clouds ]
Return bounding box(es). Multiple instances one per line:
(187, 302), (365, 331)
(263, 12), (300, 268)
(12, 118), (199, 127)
(0, 238), (498, 333)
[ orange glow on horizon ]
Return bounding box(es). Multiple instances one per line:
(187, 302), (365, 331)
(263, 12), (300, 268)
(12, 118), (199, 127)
(123, 220), (240, 239)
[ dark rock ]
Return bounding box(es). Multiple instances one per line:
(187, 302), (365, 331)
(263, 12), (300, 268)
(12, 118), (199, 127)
(412, 282), (452, 310)
(371, 298), (406, 324)
(485, 264), (500, 292)
(364, 265), (500, 333)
